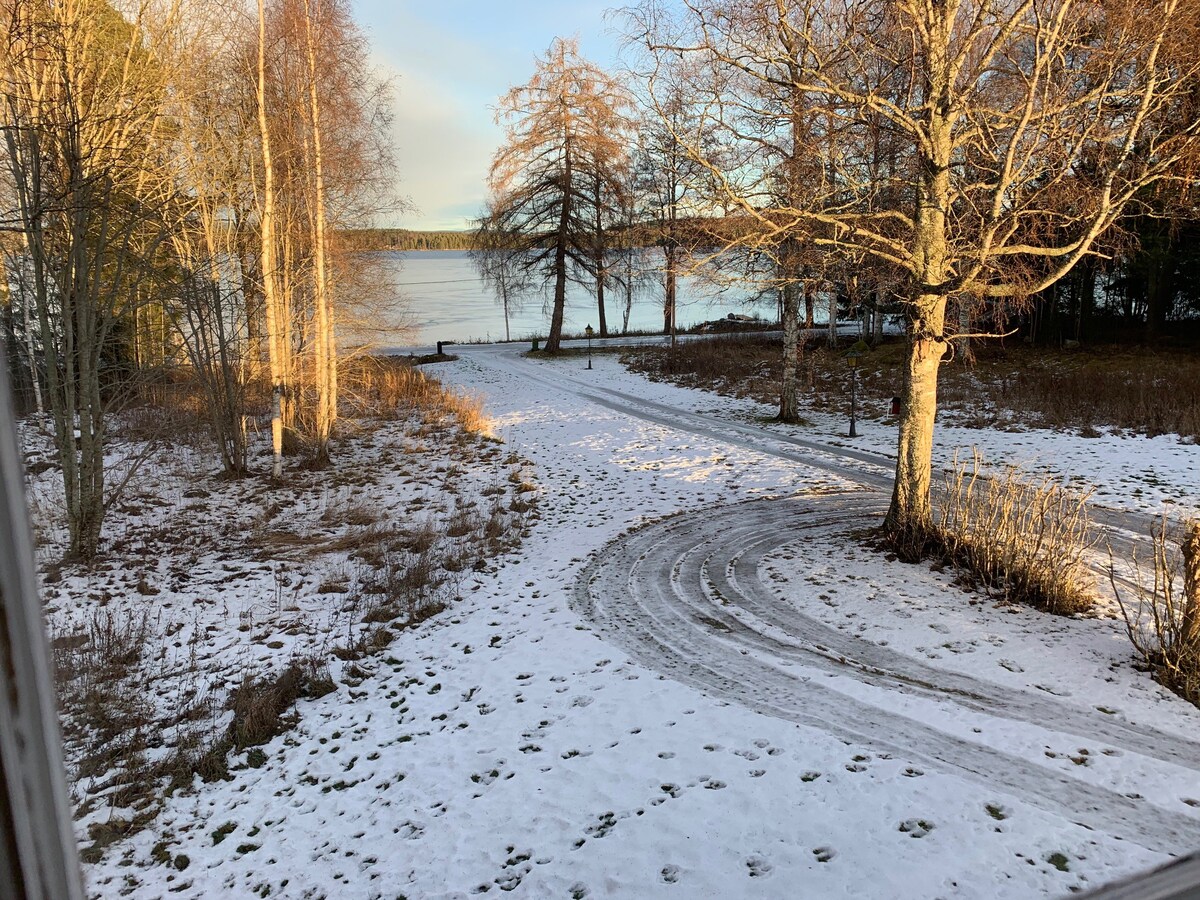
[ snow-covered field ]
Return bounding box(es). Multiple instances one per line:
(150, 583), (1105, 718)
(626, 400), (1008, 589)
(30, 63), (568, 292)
(77, 341), (1200, 899)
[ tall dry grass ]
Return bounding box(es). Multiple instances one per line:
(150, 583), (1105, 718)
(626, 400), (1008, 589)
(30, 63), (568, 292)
(935, 450), (1096, 615)
(1111, 520), (1200, 707)
(340, 356), (490, 434)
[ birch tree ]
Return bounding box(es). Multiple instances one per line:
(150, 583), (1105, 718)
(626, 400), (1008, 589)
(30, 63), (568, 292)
(2, 0), (179, 559)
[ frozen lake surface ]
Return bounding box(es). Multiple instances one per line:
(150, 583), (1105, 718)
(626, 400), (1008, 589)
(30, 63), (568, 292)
(384, 250), (775, 344)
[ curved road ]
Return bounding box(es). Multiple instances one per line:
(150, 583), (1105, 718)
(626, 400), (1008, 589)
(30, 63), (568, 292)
(455, 341), (1200, 856)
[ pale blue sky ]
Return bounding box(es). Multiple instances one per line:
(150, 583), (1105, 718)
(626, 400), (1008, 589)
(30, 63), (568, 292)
(354, 1), (626, 231)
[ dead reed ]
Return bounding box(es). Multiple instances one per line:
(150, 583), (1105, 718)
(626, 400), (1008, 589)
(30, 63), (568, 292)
(935, 450), (1096, 615)
(1111, 519), (1200, 707)
(340, 355), (491, 435)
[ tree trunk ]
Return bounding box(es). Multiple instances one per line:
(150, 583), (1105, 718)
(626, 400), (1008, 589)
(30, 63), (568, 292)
(827, 288), (837, 348)
(779, 280), (801, 423)
(594, 173), (608, 337)
(257, 0), (285, 478)
(622, 249), (633, 333)
(1181, 522), (1200, 651)
(596, 273), (607, 338)
(545, 149), (571, 352)
(304, 0), (335, 464)
(0, 259), (21, 410)
(502, 283), (511, 342)
(663, 244), (677, 342)
(885, 43), (953, 547)
(884, 317), (944, 549)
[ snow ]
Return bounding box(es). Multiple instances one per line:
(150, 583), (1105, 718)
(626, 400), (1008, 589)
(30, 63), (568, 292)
(71, 340), (1200, 899)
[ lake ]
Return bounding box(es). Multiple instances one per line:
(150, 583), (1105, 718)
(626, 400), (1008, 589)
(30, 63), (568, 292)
(379, 250), (778, 345)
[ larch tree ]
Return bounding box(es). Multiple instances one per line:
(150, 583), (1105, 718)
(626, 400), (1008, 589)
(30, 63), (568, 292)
(484, 38), (633, 352)
(634, 0), (1200, 550)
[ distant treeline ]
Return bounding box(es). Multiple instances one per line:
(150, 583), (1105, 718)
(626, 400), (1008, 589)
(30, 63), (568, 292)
(340, 229), (476, 251)
(339, 220), (734, 253)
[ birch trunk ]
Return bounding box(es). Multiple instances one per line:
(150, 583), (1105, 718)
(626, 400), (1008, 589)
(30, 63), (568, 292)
(303, 0), (335, 463)
(257, 0), (285, 479)
(884, 31), (954, 545)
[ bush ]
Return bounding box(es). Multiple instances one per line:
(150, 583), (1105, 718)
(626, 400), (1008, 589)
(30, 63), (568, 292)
(1112, 520), (1200, 707)
(934, 450), (1095, 614)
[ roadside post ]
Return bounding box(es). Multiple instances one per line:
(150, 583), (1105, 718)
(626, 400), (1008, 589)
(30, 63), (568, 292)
(844, 340), (869, 438)
(585, 324), (594, 370)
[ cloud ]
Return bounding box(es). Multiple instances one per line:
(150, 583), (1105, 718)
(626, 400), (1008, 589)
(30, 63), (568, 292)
(356, 0), (626, 230)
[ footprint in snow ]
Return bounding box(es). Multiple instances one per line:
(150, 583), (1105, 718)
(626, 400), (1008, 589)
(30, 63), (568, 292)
(660, 864), (681, 883)
(898, 818), (935, 838)
(745, 855), (773, 877)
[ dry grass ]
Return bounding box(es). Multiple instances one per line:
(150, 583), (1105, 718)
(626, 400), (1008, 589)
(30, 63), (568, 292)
(933, 451), (1096, 615)
(1112, 520), (1200, 708)
(53, 611), (157, 782)
(625, 336), (1200, 439)
(340, 355), (492, 435)
(37, 378), (537, 861)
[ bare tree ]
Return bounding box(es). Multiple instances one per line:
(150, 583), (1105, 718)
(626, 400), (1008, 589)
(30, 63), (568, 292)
(634, 0), (1200, 548)
(2, 0), (180, 559)
(471, 199), (533, 343)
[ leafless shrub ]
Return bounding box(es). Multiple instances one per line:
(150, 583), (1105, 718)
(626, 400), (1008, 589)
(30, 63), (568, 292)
(446, 507), (482, 538)
(936, 450), (1095, 615)
(53, 611), (156, 779)
(227, 665), (306, 750)
(332, 623), (397, 661)
(1111, 520), (1200, 707)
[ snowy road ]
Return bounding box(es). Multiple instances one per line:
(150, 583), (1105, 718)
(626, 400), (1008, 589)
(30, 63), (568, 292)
(465, 341), (1200, 869)
(574, 496), (1200, 855)
(103, 340), (1200, 899)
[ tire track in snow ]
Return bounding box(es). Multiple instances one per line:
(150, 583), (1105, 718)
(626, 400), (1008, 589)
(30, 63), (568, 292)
(461, 345), (1197, 850)
(572, 496), (1200, 856)
(463, 343), (1164, 548)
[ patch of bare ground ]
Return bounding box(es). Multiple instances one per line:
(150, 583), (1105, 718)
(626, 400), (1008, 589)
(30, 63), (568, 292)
(27, 357), (539, 862)
(623, 335), (1200, 440)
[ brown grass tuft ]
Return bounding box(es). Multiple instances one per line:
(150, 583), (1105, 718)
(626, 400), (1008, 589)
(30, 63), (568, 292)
(1112, 520), (1200, 707)
(934, 450), (1096, 615)
(339, 356), (492, 435)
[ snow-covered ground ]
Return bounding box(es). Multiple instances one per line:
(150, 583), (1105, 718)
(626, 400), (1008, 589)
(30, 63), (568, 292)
(81, 342), (1200, 899)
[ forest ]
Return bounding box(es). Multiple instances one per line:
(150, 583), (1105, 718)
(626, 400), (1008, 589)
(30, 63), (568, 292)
(339, 228), (475, 251)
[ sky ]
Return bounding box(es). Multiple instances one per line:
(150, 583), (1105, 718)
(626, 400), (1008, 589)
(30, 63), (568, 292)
(353, 1), (628, 232)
